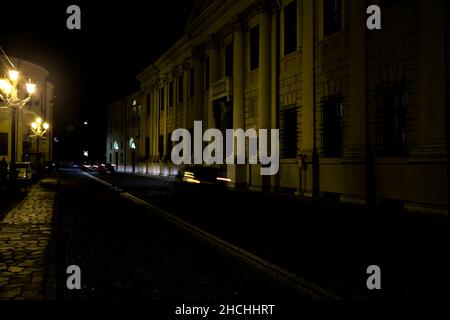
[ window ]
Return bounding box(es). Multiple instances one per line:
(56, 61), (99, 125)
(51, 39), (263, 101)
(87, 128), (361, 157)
(205, 57), (210, 90)
(322, 95), (343, 158)
(160, 87), (165, 111)
(145, 137), (150, 159)
(375, 81), (408, 156)
(225, 42), (233, 77)
(169, 81), (174, 107)
(280, 105), (298, 159)
(324, 0), (342, 37)
(190, 67), (195, 98)
(284, 1), (297, 55)
(250, 25), (259, 71)
(178, 74), (184, 103)
(146, 94), (150, 115)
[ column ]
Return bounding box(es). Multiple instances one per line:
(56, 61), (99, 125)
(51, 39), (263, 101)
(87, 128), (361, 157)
(417, 0), (446, 154)
(229, 15), (247, 187)
(344, 0), (368, 204)
(207, 34), (219, 128)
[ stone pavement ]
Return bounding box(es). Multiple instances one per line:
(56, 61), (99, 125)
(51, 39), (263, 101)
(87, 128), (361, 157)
(0, 184), (55, 300)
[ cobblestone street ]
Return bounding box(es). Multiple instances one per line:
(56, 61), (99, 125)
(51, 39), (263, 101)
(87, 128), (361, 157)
(0, 185), (55, 300)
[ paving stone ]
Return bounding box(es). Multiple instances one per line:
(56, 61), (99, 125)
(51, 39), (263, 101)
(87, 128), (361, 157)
(0, 184), (55, 300)
(0, 288), (22, 299)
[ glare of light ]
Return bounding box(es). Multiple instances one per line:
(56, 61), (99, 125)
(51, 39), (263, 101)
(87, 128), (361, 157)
(1, 81), (12, 95)
(184, 178), (200, 184)
(8, 70), (19, 82)
(31, 122), (38, 129)
(43, 122), (49, 130)
(26, 81), (36, 95)
(216, 177), (231, 182)
(83, 121), (88, 125)
(83, 150), (88, 157)
(184, 171), (194, 178)
(0, 79), (8, 91)
(36, 117), (42, 124)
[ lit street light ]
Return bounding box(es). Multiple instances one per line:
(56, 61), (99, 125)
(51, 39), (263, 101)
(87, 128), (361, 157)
(0, 69), (36, 184)
(30, 117), (50, 172)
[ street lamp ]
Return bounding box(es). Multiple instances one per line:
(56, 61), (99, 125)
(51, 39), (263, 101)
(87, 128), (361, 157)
(0, 70), (36, 183)
(30, 117), (49, 172)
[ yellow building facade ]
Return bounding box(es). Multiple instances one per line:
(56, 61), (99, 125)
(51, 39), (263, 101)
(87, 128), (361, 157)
(0, 58), (54, 166)
(107, 0), (448, 214)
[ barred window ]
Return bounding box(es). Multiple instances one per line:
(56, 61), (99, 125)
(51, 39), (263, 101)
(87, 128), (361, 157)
(322, 95), (343, 158)
(280, 104), (298, 159)
(375, 80), (408, 156)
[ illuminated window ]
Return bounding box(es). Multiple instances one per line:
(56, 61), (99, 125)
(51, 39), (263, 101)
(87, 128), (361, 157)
(129, 137), (136, 150)
(113, 141), (119, 150)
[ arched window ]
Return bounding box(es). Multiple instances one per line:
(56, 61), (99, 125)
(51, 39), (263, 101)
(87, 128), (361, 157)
(129, 137), (136, 150)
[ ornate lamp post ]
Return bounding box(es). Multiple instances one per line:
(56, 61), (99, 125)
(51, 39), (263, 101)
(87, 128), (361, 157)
(0, 69), (36, 183)
(30, 117), (49, 171)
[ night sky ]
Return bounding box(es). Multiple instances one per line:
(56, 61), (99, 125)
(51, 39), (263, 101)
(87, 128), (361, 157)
(1, 0), (197, 161)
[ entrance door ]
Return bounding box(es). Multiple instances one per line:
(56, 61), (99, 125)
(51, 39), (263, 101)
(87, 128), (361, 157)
(115, 152), (119, 171)
(132, 150), (136, 173)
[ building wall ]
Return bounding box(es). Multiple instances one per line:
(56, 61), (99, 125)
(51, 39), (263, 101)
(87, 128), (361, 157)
(0, 58), (54, 165)
(130, 0), (448, 214)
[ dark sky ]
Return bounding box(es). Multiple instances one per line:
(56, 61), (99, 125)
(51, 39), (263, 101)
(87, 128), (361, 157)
(1, 0), (197, 160)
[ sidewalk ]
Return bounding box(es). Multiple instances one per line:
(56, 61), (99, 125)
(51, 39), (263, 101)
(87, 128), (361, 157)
(0, 184), (56, 300)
